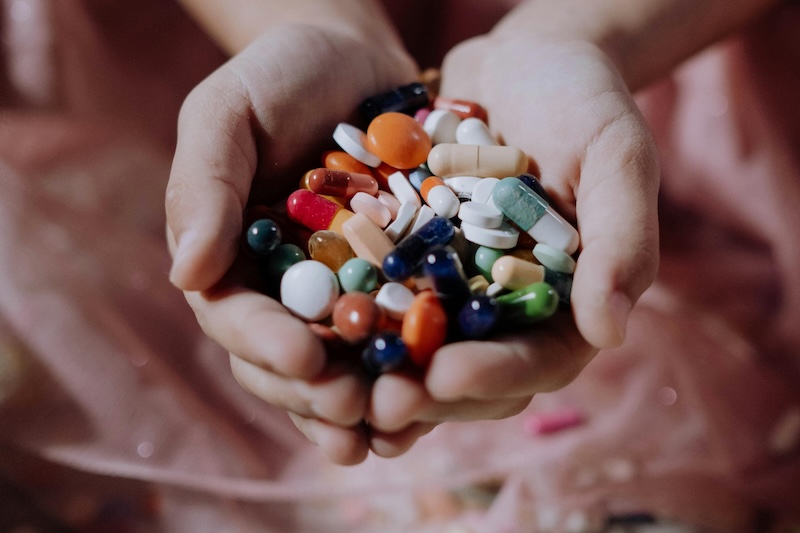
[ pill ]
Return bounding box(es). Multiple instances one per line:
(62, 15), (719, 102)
(280, 260), (340, 322)
(359, 82), (429, 123)
(375, 282), (416, 320)
(307, 168), (379, 198)
(286, 189), (355, 234)
(384, 201), (418, 242)
(332, 292), (383, 344)
(298, 170), (346, 206)
(414, 106), (432, 125)
(533, 243), (576, 274)
(423, 109), (461, 145)
(433, 96), (487, 122)
(366, 112), (432, 169)
(474, 246), (505, 282)
(496, 281), (559, 325)
(245, 218), (281, 257)
(383, 216), (455, 281)
(337, 257), (379, 293)
(307, 230), (355, 272)
(408, 165), (433, 191)
(455, 117), (497, 146)
(486, 281), (507, 298)
(420, 176), (460, 219)
(349, 191), (392, 228)
(376, 190), (401, 219)
(471, 177), (501, 208)
(422, 246), (471, 314)
(427, 143), (528, 178)
(388, 171), (422, 208)
(467, 274), (490, 294)
(517, 172), (555, 204)
(341, 213), (396, 267)
(458, 201), (504, 229)
(406, 204), (436, 236)
(372, 162), (400, 191)
(322, 150), (374, 176)
(443, 176), (482, 199)
(523, 408), (585, 435)
(260, 243), (305, 292)
(458, 295), (500, 340)
(362, 331), (408, 376)
(459, 220), (519, 249)
(491, 255), (545, 291)
(402, 290), (447, 367)
(333, 123), (381, 167)
(492, 178), (580, 254)
(544, 268), (573, 305)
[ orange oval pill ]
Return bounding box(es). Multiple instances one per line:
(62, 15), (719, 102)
(366, 112), (432, 170)
(401, 290), (447, 367)
(322, 150), (374, 176)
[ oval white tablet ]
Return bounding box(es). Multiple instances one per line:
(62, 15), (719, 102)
(280, 260), (340, 322)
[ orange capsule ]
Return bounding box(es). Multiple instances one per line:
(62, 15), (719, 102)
(366, 112), (431, 170)
(322, 150), (374, 176)
(433, 96), (488, 122)
(401, 290), (447, 367)
(307, 168), (378, 198)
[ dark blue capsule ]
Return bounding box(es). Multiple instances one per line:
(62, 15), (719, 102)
(359, 82), (430, 123)
(543, 268), (573, 306)
(422, 246), (471, 315)
(246, 218), (282, 257)
(458, 295), (500, 339)
(517, 173), (554, 205)
(382, 216), (455, 281)
(362, 331), (408, 377)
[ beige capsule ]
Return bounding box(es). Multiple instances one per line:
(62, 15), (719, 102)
(491, 255), (545, 291)
(427, 143), (528, 178)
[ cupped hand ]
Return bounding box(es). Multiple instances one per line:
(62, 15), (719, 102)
(366, 33), (660, 456)
(165, 24), (418, 465)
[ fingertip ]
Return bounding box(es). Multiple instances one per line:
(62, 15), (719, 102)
(368, 374), (430, 432)
(369, 423), (436, 458)
(288, 414), (370, 466)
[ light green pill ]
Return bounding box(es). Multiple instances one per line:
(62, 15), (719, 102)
(337, 258), (379, 293)
(496, 281), (559, 324)
(533, 243), (576, 274)
(491, 177), (548, 231)
(474, 246), (505, 282)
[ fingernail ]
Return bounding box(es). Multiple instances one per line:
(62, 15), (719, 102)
(169, 229), (197, 285)
(609, 292), (632, 345)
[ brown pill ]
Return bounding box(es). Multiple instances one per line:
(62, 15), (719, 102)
(332, 292), (384, 344)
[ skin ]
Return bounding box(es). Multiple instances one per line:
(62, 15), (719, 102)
(166, 0), (779, 464)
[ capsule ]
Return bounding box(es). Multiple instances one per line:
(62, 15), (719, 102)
(491, 178), (580, 254)
(491, 255), (545, 291)
(422, 245), (471, 315)
(382, 216), (455, 281)
(427, 144), (528, 178)
(458, 295), (500, 340)
(322, 150), (374, 176)
(362, 331), (409, 377)
(286, 189), (354, 235)
(359, 82), (429, 123)
(433, 96), (487, 122)
(306, 168), (378, 198)
(420, 176), (459, 219)
(455, 117), (497, 146)
(495, 281), (559, 326)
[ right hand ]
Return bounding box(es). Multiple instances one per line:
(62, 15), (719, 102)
(165, 23), (419, 465)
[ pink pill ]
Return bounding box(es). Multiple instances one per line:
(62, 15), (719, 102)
(349, 191), (392, 228)
(523, 408), (585, 436)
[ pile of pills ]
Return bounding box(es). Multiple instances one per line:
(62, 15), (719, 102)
(243, 82), (580, 376)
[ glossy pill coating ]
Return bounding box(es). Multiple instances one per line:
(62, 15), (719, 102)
(423, 109), (461, 145)
(491, 178), (579, 254)
(382, 216), (456, 281)
(459, 220), (519, 249)
(491, 255), (545, 291)
(533, 243), (576, 274)
(422, 246), (471, 315)
(332, 292), (383, 344)
(322, 150), (374, 176)
(427, 144), (528, 178)
(420, 176), (460, 219)
(337, 257), (378, 293)
(517, 173), (555, 204)
(260, 243), (305, 287)
(402, 290), (447, 367)
(375, 282), (416, 321)
(341, 213), (396, 268)
(333, 123), (381, 167)
(455, 117), (497, 146)
(366, 112), (432, 169)
(359, 82), (429, 123)
(299, 170), (345, 206)
(350, 191), (392, 228)
(474, 246), (505, 282)
(408, 166), (433, 191)
(496, 281), (559, 325)
(362, 331), (408, 377)
(286, 189), (354, 234)
(307, 168), (379, 198)
(245, 218), (282, 257)
(433, 96), (488, 122)
(458, 295), (500, 340)
(307, 230), (355, 272)
(280, 260), (340, 322)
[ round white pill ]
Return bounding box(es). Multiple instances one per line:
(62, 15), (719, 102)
(280, 260), (340, 322)
(458, 201), (504, 229)
(423, 109), (461, 145)
(460, 220), (519, 249)
(333, 123), (381, 167)
(375, 282), (416, 320)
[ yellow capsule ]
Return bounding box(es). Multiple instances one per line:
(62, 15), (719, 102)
(491, 255), (545, 291)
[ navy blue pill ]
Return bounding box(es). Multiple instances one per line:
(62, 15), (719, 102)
(517, 173), (554, 205)
(423, 246), (471, 315)
(362, 331), (408, 377)
(383, 216), (455, 281)
(246, 218), (282, 257)
(359, 82), (430, 123)
(458, 295), (500, 339)
(543, 268), (573, 306)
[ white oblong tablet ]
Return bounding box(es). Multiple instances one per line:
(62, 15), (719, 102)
(455, 117), (497, 146)
(459, 220), (519, 249)
(333, 123), (381, 167)
(426, 185), (460, 219)
(350, 191), (392, 228)
(533, 243), (577, 273)
(384, 201), (418, 242)
(458, 201), (504, 229)
(423, 109), (461, 145)
(375, 282), (416, 320)
(388, 171), (422, 208)
(280, 260), (340, 322)
(376, 190), (401, 219)
(406, 205), (436, 236)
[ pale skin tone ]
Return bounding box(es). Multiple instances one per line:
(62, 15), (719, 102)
(166, 0), (779, 464)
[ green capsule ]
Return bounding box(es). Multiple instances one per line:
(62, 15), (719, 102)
(496, 281), (559, 325)
(473, 246), (505, 282)
(337, 258), (379, 293)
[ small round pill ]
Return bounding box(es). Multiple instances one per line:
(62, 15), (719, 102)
(402, 290), (447, 367)
(332, 292), (383, 344)
(333, 122), (381, 167)
(337, 257), (378, 293)
(366, 112), (432, 169)
(280, 260), (340, 322)
(362, 331), (408, 376)
(245, 218), (281, 257)
(308, 230), (355, 272)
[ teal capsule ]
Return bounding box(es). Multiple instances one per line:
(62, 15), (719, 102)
(474, 246), (505, 282)
(337, 258), (379, 293)
(496, 281), (559, 325)
(491, 178), (548, 231)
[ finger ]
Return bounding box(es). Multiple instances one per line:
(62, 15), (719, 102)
(369, 422), (437, 459)
(369, 373), (532, 432)
(185, 285), (326, 379)
(425, 313), (596, 401)
(165, 69), (256, 291)
(288, 413), (369, 466)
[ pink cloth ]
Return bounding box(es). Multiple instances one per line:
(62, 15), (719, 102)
(0, 1), (799, 531)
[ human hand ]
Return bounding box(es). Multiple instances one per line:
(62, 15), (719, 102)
(165, 23), (419, 465)
(365, 33), (660, 452)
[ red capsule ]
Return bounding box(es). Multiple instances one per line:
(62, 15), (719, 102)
(286, 189), (354, 234)
(307, 168), (378, 198)
(433, 96), (488, 122)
